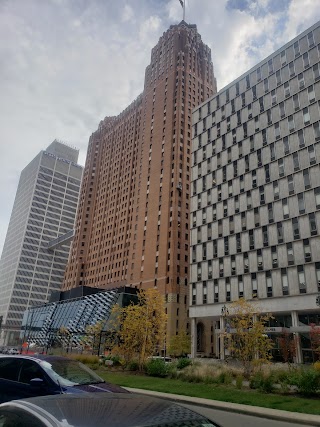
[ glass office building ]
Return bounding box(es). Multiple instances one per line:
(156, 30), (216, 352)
(21, 286), (138, 349)
(0, 141), (83, 346)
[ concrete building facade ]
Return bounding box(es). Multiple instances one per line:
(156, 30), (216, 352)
(63, 21), (217, 342)
(0, 141), (83, 345)
(190, 22), (320, 363)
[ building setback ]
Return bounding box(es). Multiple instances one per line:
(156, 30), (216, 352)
(63, 21), (216, 341)
(190, 21), (320, 363)
(0, 141), (83, 346)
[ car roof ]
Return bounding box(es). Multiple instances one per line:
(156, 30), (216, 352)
(1, 393), (217, 427)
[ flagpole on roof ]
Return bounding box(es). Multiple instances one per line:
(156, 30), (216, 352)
(179, 0), (185, 21)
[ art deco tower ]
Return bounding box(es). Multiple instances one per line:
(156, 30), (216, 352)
(63, 21), (216, 340)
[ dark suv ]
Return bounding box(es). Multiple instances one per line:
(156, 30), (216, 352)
(0, 355), (127, 403)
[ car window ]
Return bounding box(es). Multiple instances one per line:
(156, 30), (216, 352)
(0, 409), (46, 427)
(18, 361), (45, 384)
(0, 359), (20, 382)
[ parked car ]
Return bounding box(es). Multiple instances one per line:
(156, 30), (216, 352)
(7, 348), (20, 355)
(0, 355), (128, 403)
(0, 393), (221, 427)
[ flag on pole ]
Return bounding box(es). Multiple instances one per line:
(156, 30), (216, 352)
(179, 0), (184, 7)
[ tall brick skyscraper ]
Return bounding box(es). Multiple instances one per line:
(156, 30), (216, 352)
(63, 21), (216, 341)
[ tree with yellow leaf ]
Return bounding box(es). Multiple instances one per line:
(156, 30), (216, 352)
(168, 330), (191, 357)
(224, 299), (274, 377)
(110, 288), (167, 369)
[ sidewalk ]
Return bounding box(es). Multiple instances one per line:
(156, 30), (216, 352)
(126, 387), (320, 426)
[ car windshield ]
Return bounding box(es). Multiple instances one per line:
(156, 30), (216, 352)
(40, 359), (104, 387)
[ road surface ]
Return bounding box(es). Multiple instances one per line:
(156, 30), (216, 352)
(181, 403), (312, 427)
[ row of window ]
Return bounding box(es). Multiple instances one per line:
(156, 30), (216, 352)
(192, 262), (320, 305)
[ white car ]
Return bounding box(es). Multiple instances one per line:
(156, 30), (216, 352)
(7, 348), (19, 355)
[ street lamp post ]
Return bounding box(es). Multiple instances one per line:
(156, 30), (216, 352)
(220, 304), (230, 360)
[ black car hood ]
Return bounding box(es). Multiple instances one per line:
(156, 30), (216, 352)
(72, 382), (129, 393)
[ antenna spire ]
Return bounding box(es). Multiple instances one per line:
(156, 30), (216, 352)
(178, 0), (186, 21)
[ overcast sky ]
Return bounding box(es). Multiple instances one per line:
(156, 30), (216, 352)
(0, 0), (319, 255)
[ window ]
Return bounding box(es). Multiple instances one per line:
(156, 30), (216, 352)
(288, 175), (294, 194)
(298, 129), (305, 147)
(214, 281), (219, 303)
(253, 174), (258, 194)
(263, 226), (268, 246)
(308, 86), (316, 103)
(309, 213), (317, 235)
(249, 229), (254, 250)
(262, 129), (267, 145)
(282, 198), (289, 218)
(316, 262), (320, 292)
(284, 82), (290, 97)
(268, 203), (274, 223)
(292, 94), (299, 111)
(264, 78), (269, 93)
(293, 152), (300, 170)
(314, 122), (320, 141)
(265, 164), (270, 183)
(252, 273), (258, 298)
(287, 242), (294, 265)
(307, 31), (315, 47)
(298, 72), (305, 88)
(298, 265), (306, 294)
(279, 101), (285, 117)
(247, 191), (252, 209)
(288, 115), (294, 132)
(292, 217), (300, 240)
(303, 169), (311, 189)
(203, 282), (207, 304)
(257, 67), (262, 81)
(281, 269), (289, 296)
(303, 52), (310, 68)
(303, 238), (311, 262)
(268, 58), (273, 74)
(303, 107), (310, 125)
(313, 63), (320, 81)
(271, 246), (278, 267)
(254, 207), (260, 226)
(277, 222), (283, 243)
(257, 249), (263, 270)
(315, 187), (320, 208)
(283, 136), (289, 154)
(280, 50), (286, 65)
(289, 61), (295, 77)
(278, 159), (285, 176)
(270, 143), (276, 160)
(274, 122), (280, 139)
(271, 89), (276, 105)
(308, 145), (316, 165)
(238, 275), (244, 298)
(192, 283), (196, 304)
(293, 40), (300, 57)
(266, 271), (273, 297)
(273, 181), (280, 199)
(298, 193), (305, 214)
(226, 279), (231, 302)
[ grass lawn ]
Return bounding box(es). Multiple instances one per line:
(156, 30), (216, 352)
(97, 370), (320, 416)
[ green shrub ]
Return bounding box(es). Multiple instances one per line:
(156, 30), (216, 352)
(236, 374), (244, 390)
(127, 360), (139, 371)
(217, 371), (232, 385)
(145, 359), (168, 377)
(290, 369), (320, 396)
(250, 372), (274, 393)
(177, 358), (192, 370)
(249, 371), (264, 390)
(69, 354), (100, 365)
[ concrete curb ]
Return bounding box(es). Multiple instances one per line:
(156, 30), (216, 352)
(126, 387), (320, 426)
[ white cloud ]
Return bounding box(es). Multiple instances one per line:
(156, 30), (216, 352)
(0, 0), (319, 255)
(122, 4), (135, 23)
